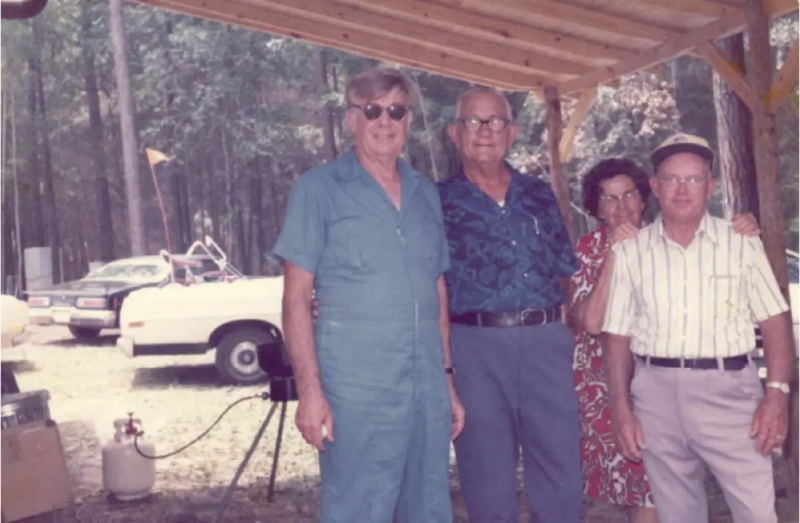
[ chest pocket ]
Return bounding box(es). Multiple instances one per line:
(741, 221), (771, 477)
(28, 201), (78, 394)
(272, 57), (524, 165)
(323, 215), (370, 274)
(710, 273), (744, 322)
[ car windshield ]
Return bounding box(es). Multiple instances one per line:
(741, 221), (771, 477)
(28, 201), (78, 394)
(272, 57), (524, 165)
(86, 261), (168, 281)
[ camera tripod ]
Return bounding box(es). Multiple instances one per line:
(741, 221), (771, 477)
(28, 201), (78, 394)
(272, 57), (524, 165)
(212, 378), (294, 523)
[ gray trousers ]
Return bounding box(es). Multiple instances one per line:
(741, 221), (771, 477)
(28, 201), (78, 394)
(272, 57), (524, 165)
(632, 360), (777, 523)
(451, 321), (582, 523)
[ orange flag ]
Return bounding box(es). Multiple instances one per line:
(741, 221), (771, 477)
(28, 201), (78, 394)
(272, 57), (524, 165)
(145, 148), (170, 167)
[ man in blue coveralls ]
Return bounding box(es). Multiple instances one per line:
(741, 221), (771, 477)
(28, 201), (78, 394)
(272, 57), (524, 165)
(439, 87), (582, 523)
(272, 67), (465, 523)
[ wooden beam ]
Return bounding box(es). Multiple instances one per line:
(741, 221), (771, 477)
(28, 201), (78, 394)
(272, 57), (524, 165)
(627, 0), (744, 18)
(695, 41), (758, 111)
(744, 7), (797, 475)
(746, 0), (791, 298)
(485, 0), (681, 42)
(333, 0), (637, 62)
(767, 40), (799, 113)
(558, 0), (799, 95)
(559, 86), (597, 162)
(139, 0), (549, 91)
(544, 85), (574, 240)
(251, 0), (592, 77)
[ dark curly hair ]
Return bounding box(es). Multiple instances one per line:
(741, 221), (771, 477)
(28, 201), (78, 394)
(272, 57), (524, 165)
(581, 158), (651, 220)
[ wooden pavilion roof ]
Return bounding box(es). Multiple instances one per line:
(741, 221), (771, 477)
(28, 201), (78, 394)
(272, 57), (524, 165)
(133, 0), (798, 96)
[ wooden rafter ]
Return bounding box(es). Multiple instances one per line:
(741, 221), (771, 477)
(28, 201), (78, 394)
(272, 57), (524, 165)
(767, 40), (799, 113)
(559, 86), (597, 163)
(334, 0), (637, 63)
(629, 0), (744, 18)
(146, 0), (549, 91)
(558, 0), (799, 95)
(130, 0), (798, 100)
(251, 0), (592, 77)
(695, 41), (758, 111)
(484, 0), (681, 42)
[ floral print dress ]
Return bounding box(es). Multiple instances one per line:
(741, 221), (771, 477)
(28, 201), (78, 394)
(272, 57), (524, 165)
(570, 226), (655, 508)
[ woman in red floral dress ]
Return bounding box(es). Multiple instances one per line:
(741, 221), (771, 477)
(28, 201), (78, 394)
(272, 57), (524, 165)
(569, 158), (760, 523)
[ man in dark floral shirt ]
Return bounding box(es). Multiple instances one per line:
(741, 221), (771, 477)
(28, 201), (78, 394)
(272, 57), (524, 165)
(440, 87), (581, 523)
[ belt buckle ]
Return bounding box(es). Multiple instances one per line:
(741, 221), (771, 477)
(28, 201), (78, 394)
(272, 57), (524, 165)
(519, 308), (540, 326)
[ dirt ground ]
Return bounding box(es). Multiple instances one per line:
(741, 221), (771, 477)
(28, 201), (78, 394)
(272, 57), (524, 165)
(3, 325), (798, 523)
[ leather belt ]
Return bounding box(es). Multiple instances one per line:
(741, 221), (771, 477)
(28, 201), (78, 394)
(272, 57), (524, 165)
(637, 354), (749, 371)
(450, 305), (561, 328)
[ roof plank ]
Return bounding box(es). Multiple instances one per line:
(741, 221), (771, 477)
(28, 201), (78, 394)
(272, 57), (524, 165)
(558, 0), (799, 95)
(252, 0), (592, 77)
(143, 0), (550, 90)
(472, 0), (681, 42)
(333, 0), (637, 62)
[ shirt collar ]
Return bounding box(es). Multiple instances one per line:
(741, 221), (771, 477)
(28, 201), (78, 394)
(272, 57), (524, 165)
(452, 161), (525, 198)
(334, 147), (420, 183)
(645, 211), (718, 250)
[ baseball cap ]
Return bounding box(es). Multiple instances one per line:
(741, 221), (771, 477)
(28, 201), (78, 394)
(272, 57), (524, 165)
(650, 133), (715, 171)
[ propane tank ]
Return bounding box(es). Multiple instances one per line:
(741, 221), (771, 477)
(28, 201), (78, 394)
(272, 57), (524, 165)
(101, 413), (156, 501)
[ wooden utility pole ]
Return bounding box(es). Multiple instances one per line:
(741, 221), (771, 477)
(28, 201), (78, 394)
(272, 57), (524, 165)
(544, 85), (573, 240)
(109, 0), (146, 255)
(746, 0), (789, 297)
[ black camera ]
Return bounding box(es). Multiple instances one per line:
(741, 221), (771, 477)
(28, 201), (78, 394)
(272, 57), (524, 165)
(256, 340), (298, 402)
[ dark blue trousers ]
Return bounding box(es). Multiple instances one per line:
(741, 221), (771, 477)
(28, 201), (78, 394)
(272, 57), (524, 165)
(451, 320), (582, 523)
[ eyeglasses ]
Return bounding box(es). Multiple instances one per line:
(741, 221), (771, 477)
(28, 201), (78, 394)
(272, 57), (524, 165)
(350, 103), (409, 121)
(458, 116), (511, 133)
(657, 176), (708, 187)
(599, 189), (641, 205)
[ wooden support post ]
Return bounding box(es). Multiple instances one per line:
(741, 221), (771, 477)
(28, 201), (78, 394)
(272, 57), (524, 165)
(544, 85), (573, 241)
(559, 86), (597, 163)
(745, 0), (798, 493)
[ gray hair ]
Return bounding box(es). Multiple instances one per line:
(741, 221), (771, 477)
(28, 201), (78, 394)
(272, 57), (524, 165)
(345, 67), (417, 106)
(455, 87), (513, 121)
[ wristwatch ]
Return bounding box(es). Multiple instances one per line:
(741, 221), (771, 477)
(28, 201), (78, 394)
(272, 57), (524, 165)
(765, 381), (791, 394)
(445, 367), (455, 375)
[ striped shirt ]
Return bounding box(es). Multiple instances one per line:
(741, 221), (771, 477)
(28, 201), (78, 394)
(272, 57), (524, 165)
(602, 213), (788, 358)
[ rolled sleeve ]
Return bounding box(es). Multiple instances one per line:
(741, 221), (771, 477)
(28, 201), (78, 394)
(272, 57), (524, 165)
(271, 174), (325, 275)
(745, 237), (789, 322)
(602, 243), (636, 336)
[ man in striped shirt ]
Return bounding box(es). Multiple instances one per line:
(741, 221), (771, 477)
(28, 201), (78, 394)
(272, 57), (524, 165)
(602, 133), (793, 523)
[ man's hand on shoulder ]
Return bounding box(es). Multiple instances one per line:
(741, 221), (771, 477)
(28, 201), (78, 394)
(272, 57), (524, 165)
(609, 222), (639, 247)
(295, 386), (335, 452)
(732, 213), (761, 237)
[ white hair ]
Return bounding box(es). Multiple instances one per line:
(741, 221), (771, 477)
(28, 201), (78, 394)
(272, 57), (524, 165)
(455, 87), (513, 121)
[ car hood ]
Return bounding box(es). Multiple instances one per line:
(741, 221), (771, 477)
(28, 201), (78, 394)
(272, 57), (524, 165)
(28, 278), (159, 296)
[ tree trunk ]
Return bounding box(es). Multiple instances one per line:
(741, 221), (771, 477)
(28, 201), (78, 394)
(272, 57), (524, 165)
(82, 1), (115, 263)
(32, 16), (61, 283)
(109, 0), (146, 255)
(713, 34), (758, 220)
(314, 49), (338, 162)
(26, 56), (44, 247)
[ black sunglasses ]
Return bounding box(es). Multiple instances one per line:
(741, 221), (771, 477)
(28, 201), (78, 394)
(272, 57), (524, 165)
(350, 103), (409, 121)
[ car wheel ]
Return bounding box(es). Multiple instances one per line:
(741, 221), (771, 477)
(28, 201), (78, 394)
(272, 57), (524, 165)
(68, 326), (102, 340)
(215, 328), (269, 385)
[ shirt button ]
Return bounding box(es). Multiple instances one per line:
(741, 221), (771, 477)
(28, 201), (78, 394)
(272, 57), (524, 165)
(523, 273), (529, 279)
(511, 240), (517, 246)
